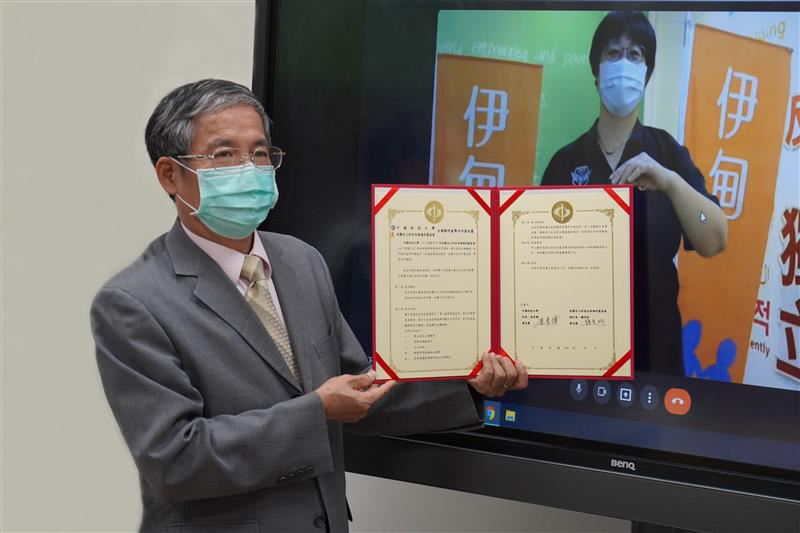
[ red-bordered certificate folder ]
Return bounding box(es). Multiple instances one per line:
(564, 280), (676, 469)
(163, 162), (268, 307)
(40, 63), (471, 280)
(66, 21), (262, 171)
(372, 184), (633, 381)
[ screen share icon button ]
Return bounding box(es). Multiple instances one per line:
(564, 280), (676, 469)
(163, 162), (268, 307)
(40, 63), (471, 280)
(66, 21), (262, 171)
(617, 383), (635, 407)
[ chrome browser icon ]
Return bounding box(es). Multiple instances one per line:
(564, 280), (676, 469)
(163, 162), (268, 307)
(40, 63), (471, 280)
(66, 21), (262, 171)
(486, 405), (496, 421)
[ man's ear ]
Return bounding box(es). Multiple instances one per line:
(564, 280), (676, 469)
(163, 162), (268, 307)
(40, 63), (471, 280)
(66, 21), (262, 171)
(155, 156), (180, 196)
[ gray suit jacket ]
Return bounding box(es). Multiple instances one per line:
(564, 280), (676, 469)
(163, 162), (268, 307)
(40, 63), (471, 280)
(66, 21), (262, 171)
(90, 221), (482, 533)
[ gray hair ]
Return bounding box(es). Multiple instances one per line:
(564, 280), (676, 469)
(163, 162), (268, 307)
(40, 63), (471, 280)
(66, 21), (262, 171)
(145, 79), (271, 165)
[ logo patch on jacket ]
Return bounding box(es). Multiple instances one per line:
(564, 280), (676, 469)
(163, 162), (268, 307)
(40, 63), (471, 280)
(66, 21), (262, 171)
(570, 165), (591, 185)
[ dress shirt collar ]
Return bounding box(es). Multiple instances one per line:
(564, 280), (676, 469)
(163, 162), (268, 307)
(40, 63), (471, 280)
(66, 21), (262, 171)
(181, 223), (273, 285)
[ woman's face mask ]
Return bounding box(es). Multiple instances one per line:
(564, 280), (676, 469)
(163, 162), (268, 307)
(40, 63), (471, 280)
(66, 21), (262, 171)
(598, 58), (648, 117)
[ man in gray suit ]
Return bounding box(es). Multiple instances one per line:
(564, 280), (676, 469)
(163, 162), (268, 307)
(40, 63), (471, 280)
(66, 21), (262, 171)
(91, 79), (527, 533)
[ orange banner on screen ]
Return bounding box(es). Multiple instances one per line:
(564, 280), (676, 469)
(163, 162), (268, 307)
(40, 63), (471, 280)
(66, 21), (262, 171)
(679, 25), (791, 383)
(431, 54), (542, 187)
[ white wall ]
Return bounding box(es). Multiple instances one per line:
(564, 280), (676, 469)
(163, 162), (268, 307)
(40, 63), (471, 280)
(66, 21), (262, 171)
(0, 1), (627, 531)
(1, 1), (255, 530)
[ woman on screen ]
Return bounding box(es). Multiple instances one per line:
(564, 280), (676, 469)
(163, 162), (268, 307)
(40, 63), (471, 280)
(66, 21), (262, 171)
(541, 11), (728, 376)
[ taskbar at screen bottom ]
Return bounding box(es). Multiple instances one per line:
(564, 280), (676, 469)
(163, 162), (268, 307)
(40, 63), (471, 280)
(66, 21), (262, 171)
(481, 401), (799, 500)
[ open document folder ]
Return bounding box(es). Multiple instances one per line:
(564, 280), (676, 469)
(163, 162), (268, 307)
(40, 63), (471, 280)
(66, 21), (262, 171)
(372, 185), (633, 381)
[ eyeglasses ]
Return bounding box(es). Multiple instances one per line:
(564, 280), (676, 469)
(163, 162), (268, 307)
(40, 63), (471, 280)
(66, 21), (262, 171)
(602, 44), (646, 64)
(175, 146), (285, 169)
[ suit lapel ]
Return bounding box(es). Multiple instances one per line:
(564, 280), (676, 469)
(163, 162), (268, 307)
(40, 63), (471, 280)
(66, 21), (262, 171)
(166, 221), (302, 393)
(261, 234), (316, 394)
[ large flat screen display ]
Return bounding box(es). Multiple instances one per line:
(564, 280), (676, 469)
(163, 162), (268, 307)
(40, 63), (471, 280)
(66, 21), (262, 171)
(257, 0), (800, 502)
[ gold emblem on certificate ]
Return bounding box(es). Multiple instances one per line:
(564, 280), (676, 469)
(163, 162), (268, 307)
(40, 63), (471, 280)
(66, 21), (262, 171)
(424, 200), (445, 224)
(551, 200), (574, 224)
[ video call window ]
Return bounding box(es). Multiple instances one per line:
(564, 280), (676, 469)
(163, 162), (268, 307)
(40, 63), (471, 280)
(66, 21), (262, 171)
(428, 10), (800, 393)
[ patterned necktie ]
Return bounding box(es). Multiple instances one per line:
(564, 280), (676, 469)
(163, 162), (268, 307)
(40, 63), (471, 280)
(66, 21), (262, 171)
(241, 254), (301, 384)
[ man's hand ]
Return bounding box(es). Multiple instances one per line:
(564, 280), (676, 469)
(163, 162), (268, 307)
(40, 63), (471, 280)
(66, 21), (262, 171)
(315, 372), (396, 423)
(468, 352), (528, 398)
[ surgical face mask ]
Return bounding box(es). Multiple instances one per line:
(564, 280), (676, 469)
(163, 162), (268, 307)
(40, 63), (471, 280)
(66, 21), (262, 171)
(598, 59), (647, 118)
(172, 161), (279, 240)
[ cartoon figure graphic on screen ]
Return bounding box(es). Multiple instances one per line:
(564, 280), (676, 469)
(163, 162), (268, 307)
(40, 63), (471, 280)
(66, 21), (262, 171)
(682, 320), (735, 382)
(541, 11), (728, 376)
(703, 338), (736, 382)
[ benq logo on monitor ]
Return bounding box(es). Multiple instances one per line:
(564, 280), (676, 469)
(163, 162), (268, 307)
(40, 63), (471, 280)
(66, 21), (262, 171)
(610, 459), (636, 472)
